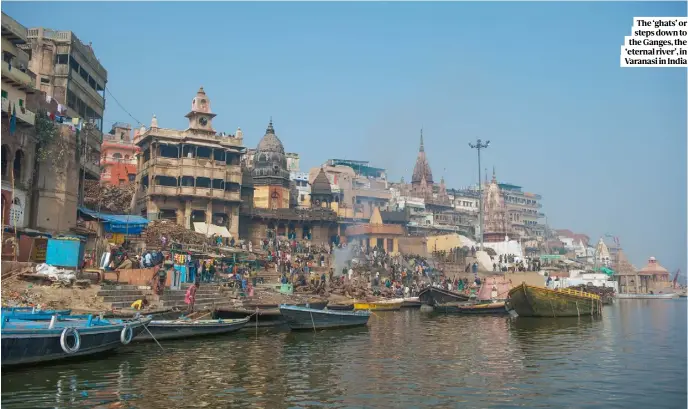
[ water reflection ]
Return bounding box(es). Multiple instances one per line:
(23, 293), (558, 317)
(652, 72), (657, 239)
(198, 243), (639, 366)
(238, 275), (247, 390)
(2, 302), (686, 409)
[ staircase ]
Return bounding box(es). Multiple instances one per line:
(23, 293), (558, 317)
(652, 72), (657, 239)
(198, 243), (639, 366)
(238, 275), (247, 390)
(158, 284), (232, 310)
(98, 284), (154, 309)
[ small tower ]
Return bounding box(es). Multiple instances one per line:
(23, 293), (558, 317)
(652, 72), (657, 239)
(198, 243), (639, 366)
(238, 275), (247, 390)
(185, 86), (217, 133)
(150, 114), (158, 129)
(310, 167), (333, 209)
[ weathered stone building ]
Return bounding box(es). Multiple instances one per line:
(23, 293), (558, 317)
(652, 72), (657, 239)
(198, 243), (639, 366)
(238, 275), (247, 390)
(132, 87), (244, 238)
(240, 122), (338, 244)
(482, 169), (511, 242)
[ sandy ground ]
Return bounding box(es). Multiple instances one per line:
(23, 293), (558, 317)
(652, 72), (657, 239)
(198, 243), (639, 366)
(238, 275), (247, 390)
(1, 277), (107, 312)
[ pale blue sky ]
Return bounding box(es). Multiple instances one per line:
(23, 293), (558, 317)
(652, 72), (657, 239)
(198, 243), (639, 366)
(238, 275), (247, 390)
(5, 2), (686, 274)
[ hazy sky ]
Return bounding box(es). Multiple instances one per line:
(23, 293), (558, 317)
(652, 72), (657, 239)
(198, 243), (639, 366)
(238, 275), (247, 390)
(6, 2), (686, 273)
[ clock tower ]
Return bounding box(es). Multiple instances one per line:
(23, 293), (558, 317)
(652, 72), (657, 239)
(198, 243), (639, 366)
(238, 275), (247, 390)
(185, 86), (217, 134)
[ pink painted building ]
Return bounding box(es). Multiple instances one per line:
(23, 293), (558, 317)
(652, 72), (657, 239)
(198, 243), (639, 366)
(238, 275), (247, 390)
(100, 122), (138, 186)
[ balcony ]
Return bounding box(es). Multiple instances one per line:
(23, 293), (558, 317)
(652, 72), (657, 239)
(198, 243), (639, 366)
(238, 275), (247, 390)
(149, 185), (178, 196)
(1, 60), (35, 92)
(1, 97), (35, 125)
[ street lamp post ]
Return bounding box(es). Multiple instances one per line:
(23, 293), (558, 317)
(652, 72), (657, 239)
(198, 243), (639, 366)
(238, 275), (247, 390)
(469, 139), (490, 251)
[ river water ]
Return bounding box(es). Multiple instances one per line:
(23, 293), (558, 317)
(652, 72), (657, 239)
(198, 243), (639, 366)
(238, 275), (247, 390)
(2, 300), (686, 409)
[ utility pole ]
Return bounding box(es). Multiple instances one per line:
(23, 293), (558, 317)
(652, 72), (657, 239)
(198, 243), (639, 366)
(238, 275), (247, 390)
(469, 139), (490, 251)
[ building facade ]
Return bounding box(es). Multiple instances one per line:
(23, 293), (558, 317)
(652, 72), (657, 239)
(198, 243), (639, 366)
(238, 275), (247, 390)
(1, 12), (37, 228)
(499, 181), (545, 238)
(131, 87), (245, 238)
(100, 122), (138, 186)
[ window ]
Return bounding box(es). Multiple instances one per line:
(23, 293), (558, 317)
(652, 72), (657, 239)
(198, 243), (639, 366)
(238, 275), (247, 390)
(56, 54), (68, 65)
(1, 90), (7, 99)
(79, 66), (89, 82)
(112, 153), (122, 160)
(40, 77), (50, 84)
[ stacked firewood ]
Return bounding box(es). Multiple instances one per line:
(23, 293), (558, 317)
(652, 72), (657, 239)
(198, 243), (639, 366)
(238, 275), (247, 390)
(570, 284), (616, 296)
(83, 180), (134, 214)
(143, 220), (207, 247)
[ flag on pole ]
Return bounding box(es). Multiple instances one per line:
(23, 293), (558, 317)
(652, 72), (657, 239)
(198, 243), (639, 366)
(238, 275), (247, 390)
(9, 104), (16, 135)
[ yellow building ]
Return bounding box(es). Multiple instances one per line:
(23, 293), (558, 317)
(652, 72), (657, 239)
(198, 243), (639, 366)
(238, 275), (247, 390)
(344, 207), (406, 254)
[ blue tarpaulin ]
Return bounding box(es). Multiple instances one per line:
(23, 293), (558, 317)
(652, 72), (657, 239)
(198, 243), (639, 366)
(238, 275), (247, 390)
(78, 207), (149, 234)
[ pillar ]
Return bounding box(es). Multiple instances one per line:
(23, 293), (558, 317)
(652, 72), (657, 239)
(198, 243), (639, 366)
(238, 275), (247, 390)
(205, 200), (213, 226)
(229, 205), (239, 238)
(184, 200), (192, 229)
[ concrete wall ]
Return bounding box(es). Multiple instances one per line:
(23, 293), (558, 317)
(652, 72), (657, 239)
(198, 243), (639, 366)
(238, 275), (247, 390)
(426, 233), (463, 253)
(253, 185), (290, 209)
(33, 125), (79, 233)
(397, 236), (427, 256)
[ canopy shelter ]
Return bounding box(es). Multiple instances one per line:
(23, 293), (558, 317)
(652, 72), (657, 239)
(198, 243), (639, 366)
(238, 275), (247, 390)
(193, 222), (232, 238)
(78, 207), (149, 235)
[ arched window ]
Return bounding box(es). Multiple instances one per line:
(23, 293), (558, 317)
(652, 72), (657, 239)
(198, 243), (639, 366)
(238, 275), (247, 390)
(13, 150), (24, 181)
(112, 153), (123, 160)
(124, 155), (130, 160)
(1, 145), (9, 180)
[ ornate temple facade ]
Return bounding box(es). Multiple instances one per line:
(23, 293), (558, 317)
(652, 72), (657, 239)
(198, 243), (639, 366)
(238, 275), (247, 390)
(239, 121), (339, 244)
(482, 169), (511, 242)
(131, 87), (245, 238)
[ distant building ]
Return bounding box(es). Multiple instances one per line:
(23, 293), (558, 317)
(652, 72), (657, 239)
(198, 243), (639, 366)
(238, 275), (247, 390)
(100, 122), (138, 186)
(498, 180), (545, 238)
(290, 171), (310, 208)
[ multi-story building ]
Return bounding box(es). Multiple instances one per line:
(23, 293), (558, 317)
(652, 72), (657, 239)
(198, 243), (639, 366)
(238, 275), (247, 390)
(131, 87), (245, 238)
(290, 171), (310, 208)
(1, 12), (37, 228)
(23, 26), (106, 132)
(100, 122), (138, 186)
(22, 24), (106, 188)
(313, 159), (391, 223)
(498, 180), (545, 238)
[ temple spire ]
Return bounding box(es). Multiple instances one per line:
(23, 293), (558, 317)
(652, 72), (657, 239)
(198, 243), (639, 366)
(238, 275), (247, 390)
(419, 128), (425, 152)
(492, 166), (496, 182)
(266, 117), (274, 134)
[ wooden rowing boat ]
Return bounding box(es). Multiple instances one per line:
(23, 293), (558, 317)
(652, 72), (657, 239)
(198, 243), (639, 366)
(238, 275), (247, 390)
(434, 301), (509, 315)
(279, 305), (370, 330)
(417, 287), (470, 305)
(508, 283), (602, 318)
(401, 297), (422, 308)
(135, 318), (249, 341)
(353, 299), (403, 311)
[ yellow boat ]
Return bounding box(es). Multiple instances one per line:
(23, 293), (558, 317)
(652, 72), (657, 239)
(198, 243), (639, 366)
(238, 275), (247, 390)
(353, 299), (403, 311)
(508, 283), (602, 318)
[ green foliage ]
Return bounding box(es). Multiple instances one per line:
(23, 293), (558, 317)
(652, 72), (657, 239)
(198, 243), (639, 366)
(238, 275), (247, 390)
(34, 109), (59, 162)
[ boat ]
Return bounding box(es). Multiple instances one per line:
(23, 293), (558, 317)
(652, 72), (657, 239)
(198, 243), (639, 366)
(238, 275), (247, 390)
(213, 307), (284, 327)
(135, 317), (249, 341)
(327, 303), (355, 311)
(417, 287), (470, 305)
(507, 283), (603, 318)
(279, 305), (371, 330)
(434, 301), (509, 315)
(616, 293), (678, 300)
(353, 299), (403, 311)
(243, 300), (329, 310)
(1, 314), (151, 368)
(1, 307), (72, 320)
(401, 297), (422, 308)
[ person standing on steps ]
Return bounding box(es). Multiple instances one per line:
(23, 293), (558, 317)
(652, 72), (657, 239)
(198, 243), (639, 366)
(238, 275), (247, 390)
(185, 281), (198, 313)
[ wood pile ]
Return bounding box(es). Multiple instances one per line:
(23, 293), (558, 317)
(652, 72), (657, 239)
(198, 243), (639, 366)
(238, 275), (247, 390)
(83, 180), (134, 214)
(570, 284), (616, 296)
(143, 220), (207, 247)
(294, 278), (396, 300)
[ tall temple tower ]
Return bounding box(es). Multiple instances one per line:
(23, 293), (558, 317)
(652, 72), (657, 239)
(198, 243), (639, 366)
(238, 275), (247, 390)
(483, 168), (511, 242)
(411, 129), (434, 198)
(252, 120), (291, 209)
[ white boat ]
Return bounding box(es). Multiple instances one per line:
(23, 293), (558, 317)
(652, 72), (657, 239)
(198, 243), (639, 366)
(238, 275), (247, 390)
(616, 293), (678, 299)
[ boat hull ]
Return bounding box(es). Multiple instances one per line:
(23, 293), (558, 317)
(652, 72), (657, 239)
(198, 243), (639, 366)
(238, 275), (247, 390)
(280, 306), (370, 330)
(213, 308), (284, 327)
(418, 287), (470, 305)
(136, 318), (248, 341)
(354, 301), (402, 311)
(508, 283), (602, 318)
(1, 317), (151, 368)
(244, 301), (328, 310)
(616, 293), (678, 299)
(327, 304), (355, 311)
(435, 302), (509, 315)
(401, 298), (422, 308)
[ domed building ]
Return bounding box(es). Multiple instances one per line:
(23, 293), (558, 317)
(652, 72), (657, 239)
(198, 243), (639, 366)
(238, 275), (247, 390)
(251, 120), (291, 210)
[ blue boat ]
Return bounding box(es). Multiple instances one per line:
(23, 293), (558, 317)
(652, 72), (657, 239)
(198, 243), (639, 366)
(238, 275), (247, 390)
(2, 307), (72, 321)
(1, 314), (152, 368)
(279, 305), (371, 331)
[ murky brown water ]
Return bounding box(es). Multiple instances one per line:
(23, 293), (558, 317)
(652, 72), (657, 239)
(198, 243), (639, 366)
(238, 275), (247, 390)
(2, 300), (686, 409)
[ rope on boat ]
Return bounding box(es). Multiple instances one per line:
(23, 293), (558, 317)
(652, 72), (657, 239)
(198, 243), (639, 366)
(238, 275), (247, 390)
(309, 310), (317, 334)
(576, 301), (580, 317)
(143, 324), (165, 352)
